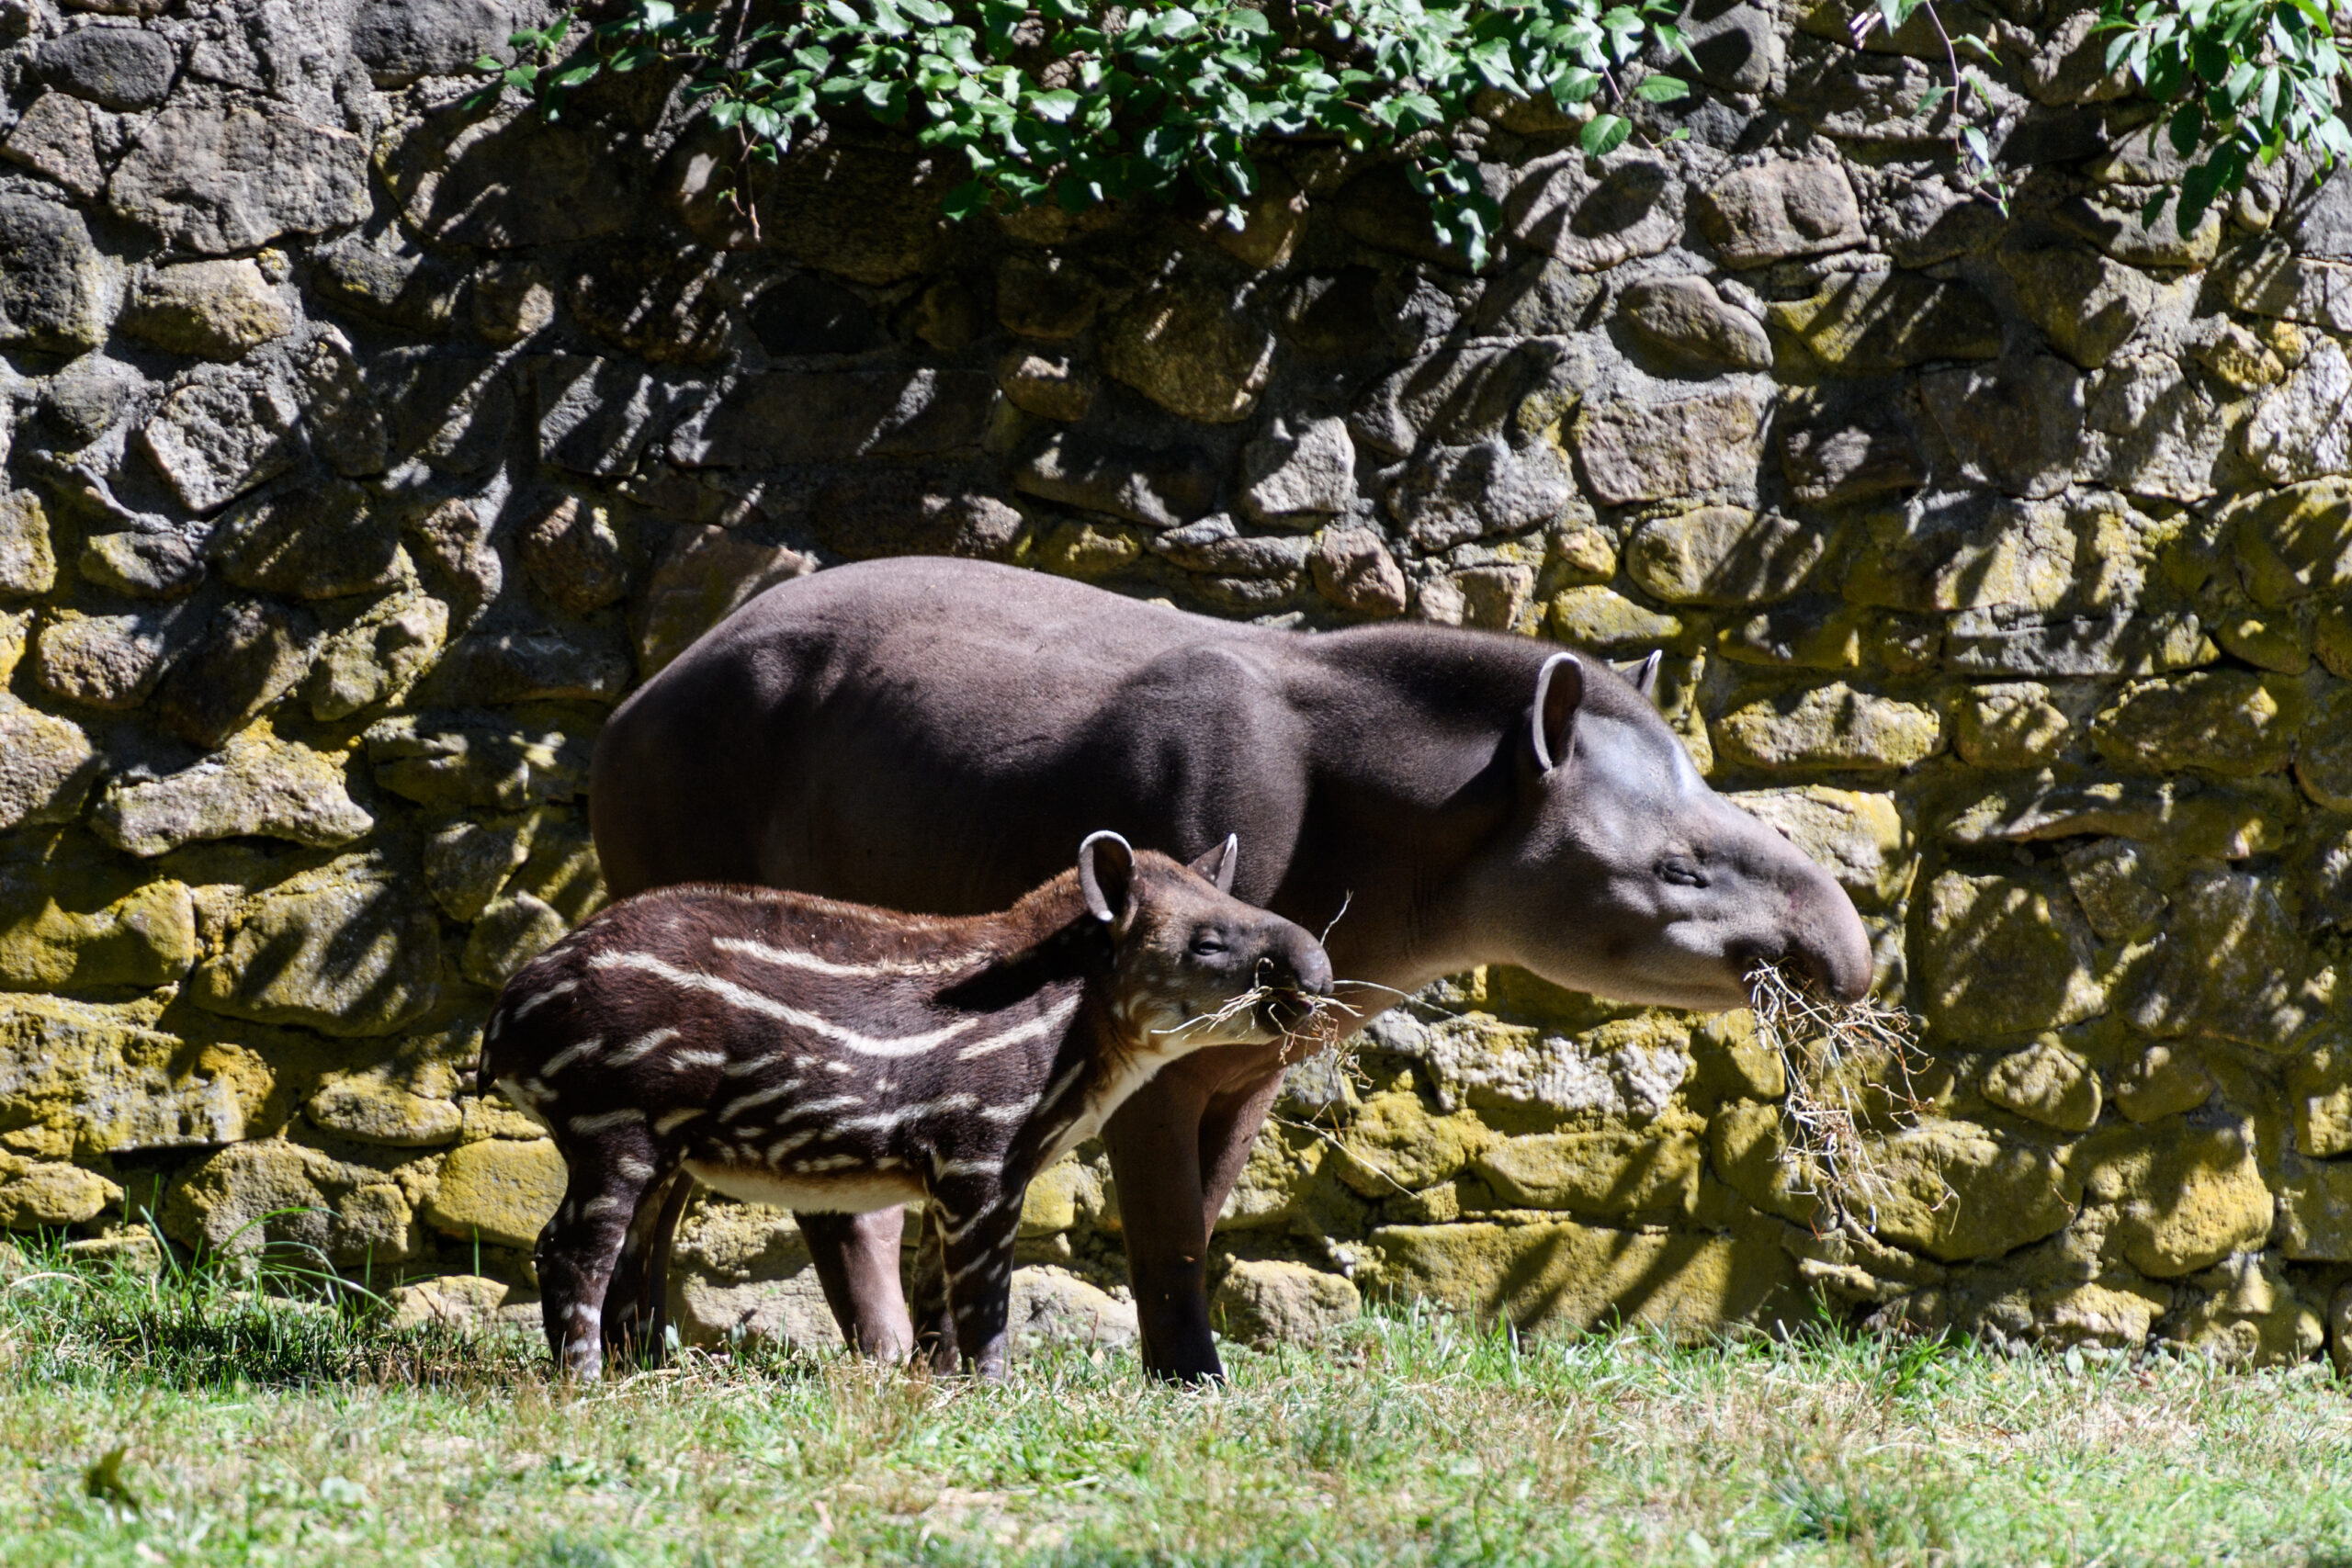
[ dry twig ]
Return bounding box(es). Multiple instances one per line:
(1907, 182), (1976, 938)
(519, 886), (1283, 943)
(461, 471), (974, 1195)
(1746, 962), (1932, 1235)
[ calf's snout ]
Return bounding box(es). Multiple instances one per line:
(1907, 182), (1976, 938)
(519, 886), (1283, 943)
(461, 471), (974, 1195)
(1256, 931), (1334, 998)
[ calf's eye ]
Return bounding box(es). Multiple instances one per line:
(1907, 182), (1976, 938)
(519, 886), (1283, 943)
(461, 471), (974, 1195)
(1189, 933), (1229, 956)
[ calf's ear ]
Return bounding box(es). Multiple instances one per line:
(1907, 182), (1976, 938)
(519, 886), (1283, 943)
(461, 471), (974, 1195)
(1078, 830), (1137, 925)
(1531, 651), (1584, 773)
(1187, 833), (1239, 894)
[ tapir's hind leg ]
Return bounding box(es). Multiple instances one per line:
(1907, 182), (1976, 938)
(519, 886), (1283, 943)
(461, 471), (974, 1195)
(907, 1207), (960, 1374)
(603, 1170), (692, 1369)
(797, 1209), (915, 1359)
(932, 1183), (1022, 1381)
(536, 1138), (659, 1382)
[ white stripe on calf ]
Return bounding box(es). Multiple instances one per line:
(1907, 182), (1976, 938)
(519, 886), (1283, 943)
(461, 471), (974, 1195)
(536, 1036), (605, 1079)
(614, 1156), (654, 1181)
(587, 952), (984, 1057)
(570, 1109), (647, 1134)
(976, 1097), (1038, 1124)
(669, 1049), (729, 1070)
(765, 1130), (822, 1161)
(940, 1200), (1001, 1245)
(831, 1094), (979, 1133)
(711, 935), (981, 979)
(794, 1153), (865, 1172)
(652, 1109), (703, 1135)
(953, 995), (1083, 1059)
(510, 978), (579, 1021)
(605, 1027), (682, 1066)
(720, 1054), (797, 1077)
(929, 1155), (1002, 1179)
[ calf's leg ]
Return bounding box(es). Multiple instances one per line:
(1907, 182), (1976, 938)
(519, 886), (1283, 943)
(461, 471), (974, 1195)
(934, 1189), (1022, 1381)
(907, 1207), (961, 1374)
(796, 1208), (916, 1359)
(537, 1148), (658, 1381)
(603, 1171), (692, 1369)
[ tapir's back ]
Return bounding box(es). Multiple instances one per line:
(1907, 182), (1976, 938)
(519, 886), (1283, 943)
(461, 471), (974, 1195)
(591, 558), (1541, 919)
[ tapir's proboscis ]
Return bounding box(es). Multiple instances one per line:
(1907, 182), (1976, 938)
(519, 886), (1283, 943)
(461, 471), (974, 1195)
(591, 557), (1873, 1380)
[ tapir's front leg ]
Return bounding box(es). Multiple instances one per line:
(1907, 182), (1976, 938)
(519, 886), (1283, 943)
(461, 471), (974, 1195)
(933, 1185), (1022, 1381)
(796, 1209), (915, 1359)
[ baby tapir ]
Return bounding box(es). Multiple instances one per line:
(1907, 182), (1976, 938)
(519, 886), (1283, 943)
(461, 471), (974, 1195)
(483, 830), (1335, 1381)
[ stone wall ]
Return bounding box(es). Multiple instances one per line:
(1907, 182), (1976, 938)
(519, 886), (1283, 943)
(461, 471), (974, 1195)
(0, 0), (2348, 1364)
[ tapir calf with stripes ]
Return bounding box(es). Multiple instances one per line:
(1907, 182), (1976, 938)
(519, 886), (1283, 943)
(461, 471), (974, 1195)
(484, 830), (1334, 1381)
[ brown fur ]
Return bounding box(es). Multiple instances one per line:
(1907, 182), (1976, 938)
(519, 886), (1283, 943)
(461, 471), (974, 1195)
(483, 840), (1330, 1380)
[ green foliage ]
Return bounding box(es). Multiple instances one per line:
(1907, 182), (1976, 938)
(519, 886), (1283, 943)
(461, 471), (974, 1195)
(2100, 0), (2352, 233)
(483, 0), (1702, 265)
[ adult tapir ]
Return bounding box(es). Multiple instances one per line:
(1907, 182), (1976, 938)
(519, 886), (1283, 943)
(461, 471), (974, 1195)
(589, 556), (1871, 1380)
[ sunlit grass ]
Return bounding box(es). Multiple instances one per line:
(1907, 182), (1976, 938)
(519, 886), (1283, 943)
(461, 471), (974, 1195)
(2, 1236), (2347, 1566)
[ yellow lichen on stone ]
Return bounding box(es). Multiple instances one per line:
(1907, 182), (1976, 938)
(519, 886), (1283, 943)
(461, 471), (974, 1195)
(1955, 682), (2074, 766)
(1365, 1219), (1802, 1337)
(2078, 1122), (2274, 1278)
(1471, 1126), (1706, 1222)
(1327, 1089), (1498, 1198)
(423, 1136), (566, 1250)
(1545, 585), (1684, 652)
(1714, 683), (1944, 771)
(1981, 1040), (2101, 1133)
(0, 1154), (120, 1229)
(0, 875), (197, 990)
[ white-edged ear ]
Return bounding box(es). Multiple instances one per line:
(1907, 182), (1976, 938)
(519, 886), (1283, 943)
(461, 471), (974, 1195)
(1078, 831), (1136, 925)
(1532, 652), (1583, 773)
(1187, 833), (1239, 894)
(1629, 649), (1662, 702)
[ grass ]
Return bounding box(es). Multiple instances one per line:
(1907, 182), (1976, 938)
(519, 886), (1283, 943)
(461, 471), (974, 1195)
(4, 1241), (2351, 1567)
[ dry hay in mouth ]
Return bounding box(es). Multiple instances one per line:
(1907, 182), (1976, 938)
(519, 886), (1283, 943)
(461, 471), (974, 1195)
(1746, 960), (1935, 1235)
(1173, 983), (1355, 1065)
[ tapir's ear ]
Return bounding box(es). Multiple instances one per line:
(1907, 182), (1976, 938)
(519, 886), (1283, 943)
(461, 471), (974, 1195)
(1187, 833), (1239, 895)
(1629, 650), (1662, 703)
(1532, 652), (1583, 773)
(1078, 831), (1136, 925)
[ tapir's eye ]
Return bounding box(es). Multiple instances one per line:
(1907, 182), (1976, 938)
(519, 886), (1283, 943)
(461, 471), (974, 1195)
(1189, 931), (1230, 957)
(1658, 856), (1707, 887)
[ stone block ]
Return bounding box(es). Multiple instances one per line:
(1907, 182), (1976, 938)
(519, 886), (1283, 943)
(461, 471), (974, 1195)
(2059, 839), (2165, 942)
(2081, 1122), (2274, 1277)
(1365, 1010), (1690, 1122)
(1695, 160), (1864, 268)
(527, 355), (699, 478)
(632, 525), (815, 677)
(2242, 339), (2352, 485)
(0, 992), (264, 1156)
(1012, 429), (1218, 531)
(1212, 1260), (1360, 1347)
(1102, 277), (1276, 424)
(1981, 1040), (2100, 1132)
(314, 231), (463, 335)
(1387, 439), (1578, 551)
(2226, 477), (2352, 606)
(1574, 389), (1765, 505)
(1778, 389), (1926, 505)
(0, 697), (98, 831)
(190, 861), (443, 1037)
(308, 594), (448, 723)
(36, 25), (173, 108)
(2113, 1045), (2213, 1124)
(1627, 507), (1826, 606)
(165, 1140), (422, 1265)
(1713, 683), (1942, 772)
(1035, 520), (1143, 580)
(1997, 238), (2163, 371)
(1547, 585), (1683, 652)
(1365, 1219), (1800, 1336)
(209, 481), (400, 600)
(2279, 1162), (2352, 1261)
(109, 104), (368, 254)
(670, 368), (994, 468)
(155, 599), (316, 750)
(34, 608), (185, 712)
(808, 472), (1024, 564)
(0, 858), (194, 992)
(2289, 1044), (2352, 1158)
(93, 724), (372, 858)
(428, 629), (633, 709)
(0, 197), (107, 354)
(1505, 152), (1685, 272)
(1472, 1127), (1704, 1222)
(2124, 869), (2317, 1051)
(0, 1157), (119, 1230)
(390, 108), (631, 251)
(384, 1274), (525, 1333)
(423, 1136), (565, 1250)
(1765, 272), (2001, 374)
(460, 893), (568, 988)
(120, 260), (294, 361)
(569, 240), (741, 367)
(1, 93), (105, 199)
(366, 713), (594, 810)
(1921, 871), (2105, 1038)
(1917, 357), (2086, 501)
(139, 365), (303, 513)
(520, 497), (634, 617)
(2165, 1253), (2323, 1367)
(353, 0), (510, 85)
(1327, 1089), (1498, 1198)
(1242, 419), (1355, 525)
(1615, 276), (1774, 371)
(0, 493), (55, 601)
(1352, 342), (1564, 457)
(1152, 516), (1312, 581)
(1955, 682), (2072, 767)
(1727, 786), (1907, 908)
(1418, 564), (1536, 631)
(81, 531), (203, 600)
(997, 347), (1097, 423)
(1310, 527), (1408, 617)
(2092, 671), (2298, 777)
(308, 1071), (464, 1149)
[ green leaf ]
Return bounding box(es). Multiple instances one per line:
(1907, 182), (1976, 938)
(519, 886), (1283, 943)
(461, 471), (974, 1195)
(1580, 112), (1631, 156)
(2168, 101), (2206, 156)
(1633, 72), (1689, 102)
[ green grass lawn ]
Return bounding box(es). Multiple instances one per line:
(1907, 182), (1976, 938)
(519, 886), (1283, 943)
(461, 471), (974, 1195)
(4, 1245), (2349, 1568)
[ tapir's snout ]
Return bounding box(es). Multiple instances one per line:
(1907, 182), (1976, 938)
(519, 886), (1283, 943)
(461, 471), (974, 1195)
(1773, 858), (1874, 1004)
(1259, 929), (1335, 998)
